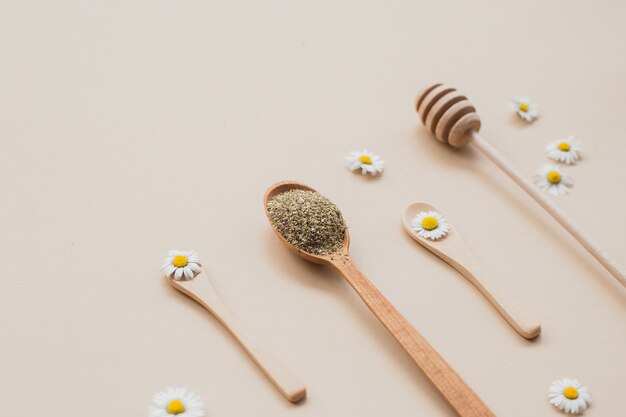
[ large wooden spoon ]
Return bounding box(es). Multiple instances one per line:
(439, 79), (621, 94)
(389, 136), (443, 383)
(264, 181), (496, 417)
(403, 202), (541, 339)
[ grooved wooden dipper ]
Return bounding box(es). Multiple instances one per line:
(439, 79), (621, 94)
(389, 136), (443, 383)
(416, 83), (626, 288)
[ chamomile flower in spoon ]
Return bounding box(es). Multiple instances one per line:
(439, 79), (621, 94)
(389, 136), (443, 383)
(410, 210), (450, 240)
(161, 250), (202, 281)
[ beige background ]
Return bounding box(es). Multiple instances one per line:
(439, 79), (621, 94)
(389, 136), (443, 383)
(1, 1), (625, 415)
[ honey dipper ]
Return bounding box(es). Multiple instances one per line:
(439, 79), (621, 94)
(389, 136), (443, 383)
(265, 181), (496, 417)
(415, 83), (626, 288)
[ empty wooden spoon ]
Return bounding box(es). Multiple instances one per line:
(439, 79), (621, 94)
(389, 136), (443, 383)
(403, 202), (541, 339)
(167, 269), (306, 403)
(264, 181), (496, 417)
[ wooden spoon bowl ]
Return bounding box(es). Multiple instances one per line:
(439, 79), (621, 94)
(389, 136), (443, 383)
(263, 180), (350, 265)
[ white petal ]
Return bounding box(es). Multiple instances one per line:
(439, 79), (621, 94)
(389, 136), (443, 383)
(174, 268), (183, 280)
(183, 267), (193, 280)
(163, 265), (176, 277)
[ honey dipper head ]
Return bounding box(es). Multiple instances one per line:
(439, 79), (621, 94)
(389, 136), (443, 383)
(415, 83), (481, 148)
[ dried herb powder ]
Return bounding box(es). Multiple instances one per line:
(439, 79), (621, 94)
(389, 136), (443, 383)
(267, 189), (346, 255)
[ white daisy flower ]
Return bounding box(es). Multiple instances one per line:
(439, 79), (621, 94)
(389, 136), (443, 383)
(149, 387), (205, 417)
(346, 149), (384, 176)
(548, 378), (591, 414)
(535, 164), (573, 196)
(546, 136), (582, 165)
(410, 211), (450, 240)
(511, 96), (539, 123)
(161, 250), (202, 281)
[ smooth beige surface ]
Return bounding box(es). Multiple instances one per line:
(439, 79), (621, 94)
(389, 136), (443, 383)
(1, 1), (625, 416)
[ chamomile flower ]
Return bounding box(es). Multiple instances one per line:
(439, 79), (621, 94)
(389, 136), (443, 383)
(535, 164), (573, 196)
(511, 96), (539, 123)
(346, 149), (384, 176)
(161, 250), (202, 281)
(546, 136), (582, 165)
(149, 387), (205, 417)
(411, 211), (450, 240)
(548, 378), (591, 414)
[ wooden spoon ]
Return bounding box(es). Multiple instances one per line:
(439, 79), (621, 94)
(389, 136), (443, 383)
(264, 181), (496, 417)
(403, 202), (541, 339)
(168, 270), (307, 403)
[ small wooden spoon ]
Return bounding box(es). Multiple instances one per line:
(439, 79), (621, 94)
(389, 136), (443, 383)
(168, 270), (306, 403)
(403, 202), (541, 339)
(264, 181), (496, 417)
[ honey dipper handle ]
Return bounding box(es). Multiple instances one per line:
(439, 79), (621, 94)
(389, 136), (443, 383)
(470, 131), (626, 288)
(330, 255), (496, 417)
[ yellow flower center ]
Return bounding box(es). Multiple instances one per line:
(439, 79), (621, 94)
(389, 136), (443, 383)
(547, 171), (561, 184)
(518, 102), (529, 112)
(358, 155), (372, 164)
(166, 399), (186, 414)
(172, 255), (188, 268)
(558, 142), (571, 151)
(563, 386), (579, 400)
(421, 217), (439, 231)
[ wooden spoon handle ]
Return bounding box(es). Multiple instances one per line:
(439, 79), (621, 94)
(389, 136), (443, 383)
(459, 263), (541, 339)
(169, 277), (306, 403)
(330, 255), (496, 417)
(470, 131), (626, 288)
(211, 303), (307, 402)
